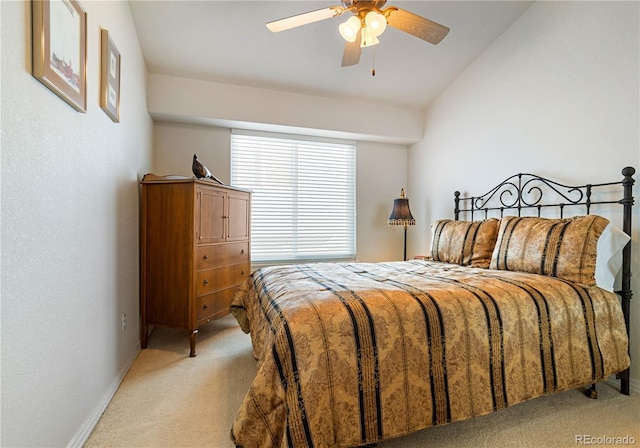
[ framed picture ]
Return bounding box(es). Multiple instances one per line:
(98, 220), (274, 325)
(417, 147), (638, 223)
(32, 0), (87, 112)
(100, 29), (121, 122)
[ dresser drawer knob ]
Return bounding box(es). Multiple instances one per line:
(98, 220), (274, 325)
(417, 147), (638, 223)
(241, 270), (245, 276)
(203, 254), (208, 260)
(241, 249), (244, 255)
(203, 304), (209, 310)
(203, 279), (209, 285)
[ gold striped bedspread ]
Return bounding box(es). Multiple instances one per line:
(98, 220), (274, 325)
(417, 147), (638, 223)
(230, 260), (630, 448)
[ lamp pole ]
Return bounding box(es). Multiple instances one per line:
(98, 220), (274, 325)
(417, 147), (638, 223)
(403, 224), (408, 261)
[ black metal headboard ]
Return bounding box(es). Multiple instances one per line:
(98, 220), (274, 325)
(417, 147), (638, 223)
(453, 167), (635, 395)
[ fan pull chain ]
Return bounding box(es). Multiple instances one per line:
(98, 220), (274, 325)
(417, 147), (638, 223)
(371, 47), (376, 77)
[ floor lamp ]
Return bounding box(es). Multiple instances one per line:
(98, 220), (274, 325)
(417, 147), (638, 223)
(387, 188), (415, 261)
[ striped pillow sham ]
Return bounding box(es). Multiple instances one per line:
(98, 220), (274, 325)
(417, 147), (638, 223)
(430, 219), (499, 268)
(490, 215), (609, 285)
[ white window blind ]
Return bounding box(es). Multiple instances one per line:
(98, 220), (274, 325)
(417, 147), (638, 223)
(231, 130), (356, 263)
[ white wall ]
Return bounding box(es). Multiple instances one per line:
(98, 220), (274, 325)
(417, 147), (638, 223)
(153, 121), (231, 183)
(408, 1), (640, 387)
(356, 141), (410, 262)
(1, 1), (153, 446)
(152, 122), (409, 262)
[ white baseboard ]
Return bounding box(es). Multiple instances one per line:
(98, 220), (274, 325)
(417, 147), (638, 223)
(606, 375), (640, 395)
(67, 342), (141, 447)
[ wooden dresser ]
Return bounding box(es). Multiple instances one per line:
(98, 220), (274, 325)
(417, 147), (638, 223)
(140, 174), (251, 356)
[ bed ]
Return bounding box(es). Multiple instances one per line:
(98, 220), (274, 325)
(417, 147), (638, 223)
(230, 167), (635, 448)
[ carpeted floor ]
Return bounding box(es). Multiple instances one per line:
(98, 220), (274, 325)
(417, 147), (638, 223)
(85, 315), (640, 448)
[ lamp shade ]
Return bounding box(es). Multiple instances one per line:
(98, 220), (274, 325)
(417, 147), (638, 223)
(339, 16), (361, 42)
(360, 26), (380, 48)
(387, 188), (415, 226)
(365, 10), (387, 36)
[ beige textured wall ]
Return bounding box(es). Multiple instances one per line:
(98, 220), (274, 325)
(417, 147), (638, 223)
(1, 1), (153, 445)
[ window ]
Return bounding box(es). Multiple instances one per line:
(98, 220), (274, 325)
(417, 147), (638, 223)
(231, 130), (356, 264)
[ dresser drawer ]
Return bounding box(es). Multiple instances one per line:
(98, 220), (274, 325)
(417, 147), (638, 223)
(196, 242), (249, 270)
(197, 286), (238, 322)
(196, 262), (249, 296)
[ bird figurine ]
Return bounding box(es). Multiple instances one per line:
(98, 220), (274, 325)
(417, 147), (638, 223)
(192, 154), (223, 184)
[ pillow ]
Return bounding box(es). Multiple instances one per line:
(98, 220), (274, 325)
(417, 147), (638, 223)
(595, 224), (630, 292)
(490, 215), (609, 285)
(430, 218), (499, 268)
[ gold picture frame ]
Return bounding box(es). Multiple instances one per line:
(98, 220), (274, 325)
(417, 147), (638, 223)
(100, 29), (121, 122)
(32, 0), (87, 112)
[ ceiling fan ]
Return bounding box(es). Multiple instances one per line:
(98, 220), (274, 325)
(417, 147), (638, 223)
(266, 0), (450, 68)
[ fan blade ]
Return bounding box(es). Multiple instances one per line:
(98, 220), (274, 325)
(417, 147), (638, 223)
(384, 7), (450, 44)
(341, 29), (362, 67)
(267, 7), (344, 33)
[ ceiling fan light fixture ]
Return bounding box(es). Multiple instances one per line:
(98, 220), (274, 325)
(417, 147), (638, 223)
(339, 16), (361, 42)
(266, 1), (451, 68)
(365, 10), (387, 36)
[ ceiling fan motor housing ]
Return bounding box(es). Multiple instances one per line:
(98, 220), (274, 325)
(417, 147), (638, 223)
(341, 0), (387, 13)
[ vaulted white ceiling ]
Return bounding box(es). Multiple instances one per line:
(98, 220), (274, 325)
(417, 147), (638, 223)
(129, 1), (534, 110)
